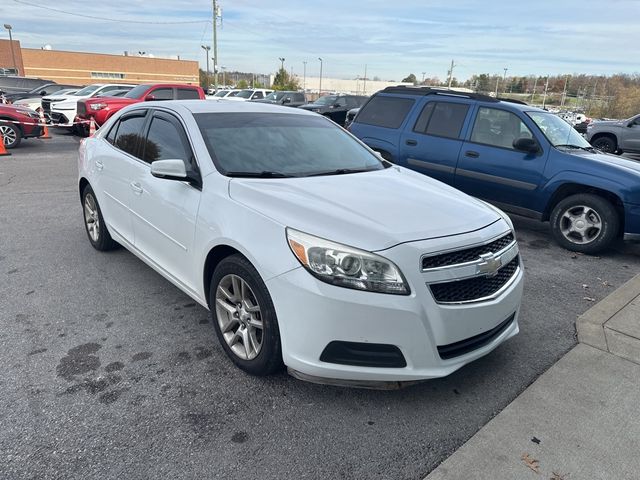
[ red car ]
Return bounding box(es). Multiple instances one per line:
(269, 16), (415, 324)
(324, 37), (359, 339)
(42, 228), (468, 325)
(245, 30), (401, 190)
(0, 103), (43, 148)
(75, 83), (205, 133)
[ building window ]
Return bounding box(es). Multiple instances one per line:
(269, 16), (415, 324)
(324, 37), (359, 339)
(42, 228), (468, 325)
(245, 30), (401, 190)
(0, 67), (19, 76)
(91, 72), (126, 79)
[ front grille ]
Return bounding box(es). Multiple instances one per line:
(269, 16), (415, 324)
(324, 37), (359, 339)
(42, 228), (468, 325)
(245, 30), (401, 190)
(77, 101), (86, 116)
(430, 256), (519, 303)
(422, 233), (514, 270)
(42, 99), (51, 113)
(437, 313), (515, 360)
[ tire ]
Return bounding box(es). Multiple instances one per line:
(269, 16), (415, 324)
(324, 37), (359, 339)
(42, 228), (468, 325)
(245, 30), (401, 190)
(591, 136), (616, 154)
(81, 184), (118, 251)
(0, 122), (22, 149)
(550, 193), (619, 254)
(209, 254), (283, 376)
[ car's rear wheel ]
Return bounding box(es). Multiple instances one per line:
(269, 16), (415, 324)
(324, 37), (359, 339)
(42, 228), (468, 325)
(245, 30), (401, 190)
(82, 184), (118, 251)
(550, 193), (619, 254)
(591, 136), (616, 154)
(210, 254), (283, 376)
(0, 122), (21, 149)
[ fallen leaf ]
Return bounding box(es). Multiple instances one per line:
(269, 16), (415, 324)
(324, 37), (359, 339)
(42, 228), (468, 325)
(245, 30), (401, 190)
(531, 436), (541, 444)
(522, 453), (540, 474)
(583, 296), (596, 302)
(550, 472), (569, 480)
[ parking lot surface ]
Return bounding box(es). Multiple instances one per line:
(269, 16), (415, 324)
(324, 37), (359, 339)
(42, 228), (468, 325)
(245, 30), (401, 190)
(1, 132), (639, 480)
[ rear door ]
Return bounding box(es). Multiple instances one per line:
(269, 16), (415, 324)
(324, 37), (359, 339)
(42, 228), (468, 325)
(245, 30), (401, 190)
(455, 106), (546, 211)
(399, 99), (472, 185)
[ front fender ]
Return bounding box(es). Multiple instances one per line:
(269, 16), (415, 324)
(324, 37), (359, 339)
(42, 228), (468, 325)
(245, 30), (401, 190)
(540, 170), (629, 212)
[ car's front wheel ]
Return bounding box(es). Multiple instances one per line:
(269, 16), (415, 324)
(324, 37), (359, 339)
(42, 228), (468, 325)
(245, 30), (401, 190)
(210, 254), (283, 376)
(591, 136), (616, 154)
(550, 193), (619, 254)
(0, 122), (21, 149)
(82, 184), (118, 251)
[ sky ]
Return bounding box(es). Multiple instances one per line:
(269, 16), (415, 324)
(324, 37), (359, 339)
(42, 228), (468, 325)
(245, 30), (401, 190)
(2, 0), (639, 81)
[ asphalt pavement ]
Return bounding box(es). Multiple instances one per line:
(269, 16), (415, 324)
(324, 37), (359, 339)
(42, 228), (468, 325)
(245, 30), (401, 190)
(1, 132), (639, 480)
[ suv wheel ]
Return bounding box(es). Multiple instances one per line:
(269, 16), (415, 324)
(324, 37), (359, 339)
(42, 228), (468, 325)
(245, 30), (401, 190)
(591, 136), (616, 154)
(210, 254), (283, 376)
(0, 123), (21, 149)
(550, 193), (619, 254)
(82, 184), (119, 251)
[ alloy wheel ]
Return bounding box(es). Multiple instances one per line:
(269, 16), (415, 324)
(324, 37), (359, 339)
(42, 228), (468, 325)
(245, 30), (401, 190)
(0, 125), (16, 147)
(215, 274), (264, 360)
(559, 205), (602, 245)
(84, 193), (100, 242)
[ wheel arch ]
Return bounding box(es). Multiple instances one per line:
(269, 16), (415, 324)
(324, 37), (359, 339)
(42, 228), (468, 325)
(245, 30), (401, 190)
(0, 116), (23, 134)
(590, 131), (618, 145)
(203, 244), (245, 308)
(78, 177), (90, 200)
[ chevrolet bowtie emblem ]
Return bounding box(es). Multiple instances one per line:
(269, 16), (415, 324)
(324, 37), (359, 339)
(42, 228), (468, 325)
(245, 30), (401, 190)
(477, 252), (502, 277)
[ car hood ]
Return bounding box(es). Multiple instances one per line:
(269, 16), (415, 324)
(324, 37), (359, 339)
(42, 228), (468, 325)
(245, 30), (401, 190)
(571, 149), (640, 175)
(0, 104), (36, 115)
(228, 167), (502, 251)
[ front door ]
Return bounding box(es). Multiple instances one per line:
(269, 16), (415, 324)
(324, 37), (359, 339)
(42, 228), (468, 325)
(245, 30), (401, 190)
(620, 115), (640, 152)
(128, 110), (202, 292)
(455, 106), (546, 212)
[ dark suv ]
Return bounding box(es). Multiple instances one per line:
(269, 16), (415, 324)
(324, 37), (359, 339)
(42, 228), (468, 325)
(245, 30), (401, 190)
(349, 86), (640, 253)
(299, 94), (367, 124)
(252, 91), (306, 107)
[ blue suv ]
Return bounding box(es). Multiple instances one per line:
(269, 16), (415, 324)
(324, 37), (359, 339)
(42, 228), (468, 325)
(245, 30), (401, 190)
(349, 87), (640, 253)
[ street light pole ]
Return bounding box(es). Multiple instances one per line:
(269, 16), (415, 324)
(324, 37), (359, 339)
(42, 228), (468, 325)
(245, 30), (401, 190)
(201, 45), (211, 91)
(4, 24), (17, 74)
(212, 0), (219, 92)
(502, 68), (508, 94)
(279, 57), (285, 72)
(302, 61), (307, 91)
(318, 57), (323, 96)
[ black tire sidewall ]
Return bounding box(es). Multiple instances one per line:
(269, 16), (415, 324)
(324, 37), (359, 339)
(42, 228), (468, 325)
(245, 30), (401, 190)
(209, 255), (283, 376)
(82, 184), (117, 251)
(592, 137), (615, 153)
(550, 194), (619, 254)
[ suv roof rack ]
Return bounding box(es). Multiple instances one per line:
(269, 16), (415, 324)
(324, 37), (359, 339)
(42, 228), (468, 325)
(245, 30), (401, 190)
(381, 86), (500, 102)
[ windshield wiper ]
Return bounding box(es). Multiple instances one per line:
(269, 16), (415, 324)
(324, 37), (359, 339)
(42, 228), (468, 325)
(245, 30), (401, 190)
(225, 171), (296, 178)
(555, 144), (594, 151)
(306, 168), (376, 177)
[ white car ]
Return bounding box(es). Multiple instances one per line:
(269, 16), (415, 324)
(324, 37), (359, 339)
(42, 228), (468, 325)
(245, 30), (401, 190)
(223, 89), (274, 101)
(44, 84), (136, 127)
(208, 89), (241, 100)
(77, 100), (523, 387)
(13, 88), (79, 112)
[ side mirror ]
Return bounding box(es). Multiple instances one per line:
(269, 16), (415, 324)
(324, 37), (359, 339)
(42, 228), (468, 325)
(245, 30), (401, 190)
(40, 91), (47, 96)
(513, 137), (540, 154)
(144, 94), (156, 101)
(150, 159), (187, 181)
(282, 98), (291, 104)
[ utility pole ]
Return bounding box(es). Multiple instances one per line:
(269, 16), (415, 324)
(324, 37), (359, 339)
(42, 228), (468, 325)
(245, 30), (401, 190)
(212, 0), (219, 92)
(561, 75), (569, 108)
(542, 77), (549, 109)
(363, 64), (367, 96)
(494, 76), (500, 97)
(302, 61), (307, 91)
(447, 59), (456, 88)
(318, 57), (323, 96)
(531, 76), (538, 103)
(502, 68), (508, 94)
(422, 72), (426, 84)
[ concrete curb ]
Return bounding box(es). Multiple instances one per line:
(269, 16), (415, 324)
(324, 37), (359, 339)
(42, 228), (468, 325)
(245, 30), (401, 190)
(576, 273), (640, 364)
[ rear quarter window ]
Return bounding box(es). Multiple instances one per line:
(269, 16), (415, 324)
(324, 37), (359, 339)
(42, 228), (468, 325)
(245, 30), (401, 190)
(355, 96), (415, 129)
(177, 88), (201, 100)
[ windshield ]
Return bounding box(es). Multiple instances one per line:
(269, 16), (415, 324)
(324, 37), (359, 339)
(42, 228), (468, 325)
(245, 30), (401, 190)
(527, 111), (591, 148)
(28, 84), (52, 94)
(214, 90), (229, 97)
(314, 95), (338, 106)
(264, 92), (287, 101)
(226, 91), (239, 97)
(125, 84), (152, 99)
(236, 90), (254, 99)
(73, 85), (101, 96)
(195, 113), (385, 177)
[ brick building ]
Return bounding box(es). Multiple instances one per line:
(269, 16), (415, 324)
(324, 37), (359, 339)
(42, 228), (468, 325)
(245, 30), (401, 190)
(0, 39), (198, 86)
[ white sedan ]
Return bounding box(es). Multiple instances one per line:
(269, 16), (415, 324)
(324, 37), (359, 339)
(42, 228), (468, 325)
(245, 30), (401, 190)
(78, 100), (523, 387)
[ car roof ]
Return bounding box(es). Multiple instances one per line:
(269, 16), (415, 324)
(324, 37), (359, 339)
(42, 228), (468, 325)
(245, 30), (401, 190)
(143, 99), (316, 116)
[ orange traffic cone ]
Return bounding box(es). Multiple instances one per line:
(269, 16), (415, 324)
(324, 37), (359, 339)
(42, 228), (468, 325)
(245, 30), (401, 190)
(38, 108), (52, 139)
(0, 130), (11, 157)
(89, 117), (96, 137)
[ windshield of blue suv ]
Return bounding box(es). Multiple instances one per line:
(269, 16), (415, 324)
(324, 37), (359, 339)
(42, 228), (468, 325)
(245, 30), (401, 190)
(527, 111), (592, 149)
(195, 112), (386, 177)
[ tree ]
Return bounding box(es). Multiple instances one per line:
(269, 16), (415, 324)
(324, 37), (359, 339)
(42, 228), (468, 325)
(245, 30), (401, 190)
(401, 73), (417, 84)
(199, 68), (209, 89)
(373, 76), (381, 81)
(272, 67), (300, 91)
(237, 79), (248, 89)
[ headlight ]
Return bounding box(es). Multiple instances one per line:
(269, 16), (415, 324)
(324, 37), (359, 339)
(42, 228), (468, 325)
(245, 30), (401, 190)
(90, 103), (107, 111)
(286, 228), (410, 295)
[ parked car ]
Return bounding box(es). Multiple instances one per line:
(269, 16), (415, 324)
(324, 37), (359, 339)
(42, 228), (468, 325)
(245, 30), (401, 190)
(224, 89), (274, 101)
(75, 83), (205, 134)
(42, 83), (137, 128)
(0, 76), (54, 95)
(344, 107), (360, 128)
(209, 89), (241, 99)
(3, 83), (81, 103)
(586, 114), (640, 154)
(0, 103), (44, 148)
(349, 86), (640, 253)
(251, 91), (306, 107)
(13, 88), (79, 112)
(299, 94), (368, 125)
(77, 100), (523, 386)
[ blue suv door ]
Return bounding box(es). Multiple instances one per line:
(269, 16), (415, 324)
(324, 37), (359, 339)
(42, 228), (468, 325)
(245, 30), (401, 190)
(398, 99), (473, 184)
(455, 105), (548, 214)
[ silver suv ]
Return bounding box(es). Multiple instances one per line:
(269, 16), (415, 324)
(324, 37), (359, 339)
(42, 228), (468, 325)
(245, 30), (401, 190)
(586, 114), (640, 154)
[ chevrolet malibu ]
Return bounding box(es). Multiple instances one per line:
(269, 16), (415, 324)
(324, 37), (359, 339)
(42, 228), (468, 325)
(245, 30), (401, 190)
(77, 100), (524, 387)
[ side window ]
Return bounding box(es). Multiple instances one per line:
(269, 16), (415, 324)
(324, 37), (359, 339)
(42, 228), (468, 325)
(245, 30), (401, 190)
(335, 97), (347, 108)
(100, 85), (122, 94)
(143, 114), (194, 169)
(252, 91), (264, 100)
(105, 121), (118, 145)
(355, 96), (415, 129)
(114, 114), (147, 158)
(177, 88), (200, 100)
(414, 101), (470, 139)
(471, 107), (533, 150)
(149, 88), (173, 101)
(294, 93), (305, 103)
(346, 97), (359, 109)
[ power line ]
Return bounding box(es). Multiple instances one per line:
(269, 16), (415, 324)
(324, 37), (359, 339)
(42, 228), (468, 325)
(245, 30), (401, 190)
(11, 0), (211, 25)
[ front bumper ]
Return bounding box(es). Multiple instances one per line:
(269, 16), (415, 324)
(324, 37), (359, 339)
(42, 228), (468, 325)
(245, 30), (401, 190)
(266, 221), (523, 383)
(624, 202), (640, 240)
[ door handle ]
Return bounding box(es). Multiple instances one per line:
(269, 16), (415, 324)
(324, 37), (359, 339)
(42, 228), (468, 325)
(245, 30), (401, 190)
(95, 160), (104, 171)
(130, 182), (143, 195)
(464, 150), (480, 158)
(405, 139), (418, 146)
